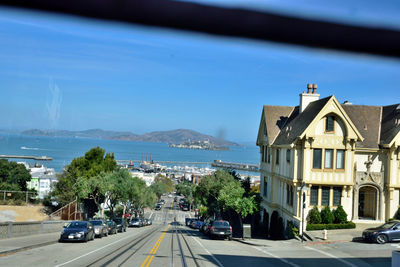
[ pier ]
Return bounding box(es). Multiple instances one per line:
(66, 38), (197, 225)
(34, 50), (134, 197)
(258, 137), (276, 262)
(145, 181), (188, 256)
(211, 160), (259, 172)
(117, 159), (259, 172)
(0, 155), (53, 161)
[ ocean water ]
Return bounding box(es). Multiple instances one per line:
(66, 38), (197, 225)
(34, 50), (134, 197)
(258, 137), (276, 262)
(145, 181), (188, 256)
(0, 134), (259, 172)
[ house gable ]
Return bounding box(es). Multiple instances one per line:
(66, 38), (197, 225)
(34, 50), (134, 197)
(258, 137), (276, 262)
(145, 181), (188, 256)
(298, 96), (364, 144)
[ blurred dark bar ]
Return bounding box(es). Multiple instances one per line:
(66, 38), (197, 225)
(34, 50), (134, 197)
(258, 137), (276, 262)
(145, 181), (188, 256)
(1, 0), (400, 58)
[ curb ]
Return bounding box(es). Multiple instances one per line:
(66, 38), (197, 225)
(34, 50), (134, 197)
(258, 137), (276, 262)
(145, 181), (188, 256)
(0, 240), (58, 257)
(305, 240), (350, 245)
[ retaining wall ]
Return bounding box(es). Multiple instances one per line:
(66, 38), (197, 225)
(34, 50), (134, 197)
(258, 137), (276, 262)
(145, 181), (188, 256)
(0, 221), (67, 239)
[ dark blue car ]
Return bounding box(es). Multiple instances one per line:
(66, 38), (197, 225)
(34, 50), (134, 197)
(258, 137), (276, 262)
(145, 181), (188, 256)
(362, 220), (400, 244)
(59, 221), (95, 242)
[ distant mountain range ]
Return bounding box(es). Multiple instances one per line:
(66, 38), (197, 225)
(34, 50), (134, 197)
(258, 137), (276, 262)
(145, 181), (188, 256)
(20, 129), (238, 146)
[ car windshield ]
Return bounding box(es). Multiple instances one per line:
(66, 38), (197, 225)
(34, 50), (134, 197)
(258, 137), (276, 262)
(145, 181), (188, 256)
(213, 221), (230, 227)
(66, 222), (87, 228)
(131, 218), (139, 222)
(90, 221), (103, 226)
(106, 221), (113, 225)
(379, 221), (398, 229)
(114, 219), (122, 223)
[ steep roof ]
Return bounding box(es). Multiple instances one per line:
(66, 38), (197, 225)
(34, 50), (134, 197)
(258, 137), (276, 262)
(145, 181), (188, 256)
(273, 96), (331, 145)
(341, 105), (382, 148)
(380, 104), (400, 145)
(260, 96), (399, 149)
(262, 105), (295, 145)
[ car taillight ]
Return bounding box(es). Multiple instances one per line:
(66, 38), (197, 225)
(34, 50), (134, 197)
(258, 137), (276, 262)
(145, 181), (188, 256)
(230, 227), (232, 232)
(212, 226), (215, 231)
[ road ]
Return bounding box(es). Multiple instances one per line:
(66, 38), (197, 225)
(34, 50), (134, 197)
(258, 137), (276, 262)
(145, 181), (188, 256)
(0, 196), (395, 267)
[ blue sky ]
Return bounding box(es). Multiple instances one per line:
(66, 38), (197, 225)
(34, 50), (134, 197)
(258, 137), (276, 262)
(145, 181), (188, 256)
(0, 2), (400, 143)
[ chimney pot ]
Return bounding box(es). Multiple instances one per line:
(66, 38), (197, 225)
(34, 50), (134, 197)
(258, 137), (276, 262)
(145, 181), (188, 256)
(307, 83), (312, 93)
(312, 84), (317, 93)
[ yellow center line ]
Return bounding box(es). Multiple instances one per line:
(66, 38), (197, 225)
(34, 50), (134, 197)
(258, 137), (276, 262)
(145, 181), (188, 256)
(140, 225), (170, 267)
(141, 199), (172, 267)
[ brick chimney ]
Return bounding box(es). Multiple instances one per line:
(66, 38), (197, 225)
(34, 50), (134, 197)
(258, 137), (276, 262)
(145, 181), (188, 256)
(300, 83), (320, 113)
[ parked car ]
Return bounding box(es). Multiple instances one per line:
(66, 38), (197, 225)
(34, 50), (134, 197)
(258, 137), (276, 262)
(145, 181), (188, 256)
(113, 218), (127, 233)
(160, 199), (165, 205)
(59, 221), (95, 242)
(208, 220), (232, 240)
(89, 219), (108, 238)
(362, 220), (400, 244)
(129, 218), (143, 227)
(202, 218), (214, 235)
(155, 204), (162, 210)
(181, 204), (189, 211)
(185, 217), (194, 226)
(144, 218), (152, 225)
(106, 220), (118, 234)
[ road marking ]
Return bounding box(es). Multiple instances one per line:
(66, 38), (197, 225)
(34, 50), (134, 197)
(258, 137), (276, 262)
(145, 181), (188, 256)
(140, 225), (170, 267)
(54, 231), (139, 267)
(251, 246), (300, 267)
(305, 246), (358, 267)
(183, 229), (224, 267)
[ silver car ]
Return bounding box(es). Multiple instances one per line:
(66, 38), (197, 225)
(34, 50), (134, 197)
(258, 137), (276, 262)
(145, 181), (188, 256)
(89, 219), (108, 238)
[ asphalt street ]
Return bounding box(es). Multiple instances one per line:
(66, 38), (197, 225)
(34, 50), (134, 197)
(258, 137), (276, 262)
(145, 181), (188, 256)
(0, 196), (396, 267)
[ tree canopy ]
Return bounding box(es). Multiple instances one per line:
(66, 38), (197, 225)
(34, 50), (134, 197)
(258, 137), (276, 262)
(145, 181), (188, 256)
(0, 159), (31, 191)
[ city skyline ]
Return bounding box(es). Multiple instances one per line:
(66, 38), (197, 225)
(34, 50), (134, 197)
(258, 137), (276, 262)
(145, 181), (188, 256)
(0, 3), (400, 142)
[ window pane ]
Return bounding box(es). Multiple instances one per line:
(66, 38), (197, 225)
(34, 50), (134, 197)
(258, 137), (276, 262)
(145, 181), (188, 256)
(286, 149), (291, 163)
(276, 149), (280, 164)
(326, 116), (334, 132)
(336, 150), (344, 169)
(264, 180), (268, 197)
(321, 187), (330, 206)
(313, 149), (322, 169)
(310, 186), (318, 205)
(325, 149), (333, 168)
(333, 187), (342, 206)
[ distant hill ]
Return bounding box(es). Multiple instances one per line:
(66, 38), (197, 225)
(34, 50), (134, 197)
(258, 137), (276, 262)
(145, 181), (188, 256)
(20, 129), (237, 146)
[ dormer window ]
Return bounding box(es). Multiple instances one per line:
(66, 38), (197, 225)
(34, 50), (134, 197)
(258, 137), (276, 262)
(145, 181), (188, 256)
(325, 116), (335, 132)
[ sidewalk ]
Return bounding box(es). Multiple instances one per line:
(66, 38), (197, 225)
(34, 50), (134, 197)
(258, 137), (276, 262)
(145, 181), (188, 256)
(0, 232), (60, 256)
(233, 222), (382, 247)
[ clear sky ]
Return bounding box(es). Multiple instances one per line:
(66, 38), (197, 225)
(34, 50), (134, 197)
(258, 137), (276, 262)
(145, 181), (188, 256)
(0, 1), (400, 143)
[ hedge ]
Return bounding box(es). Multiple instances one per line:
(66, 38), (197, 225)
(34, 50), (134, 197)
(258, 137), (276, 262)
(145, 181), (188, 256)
(306, 221), (356, 231)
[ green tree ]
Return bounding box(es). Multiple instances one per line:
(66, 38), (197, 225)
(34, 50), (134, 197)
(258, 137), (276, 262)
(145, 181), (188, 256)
(104, 169), (132, 219)
(194, 170), (236, 216)
(176, 180), (196, 210)
(218, 180), (257, 229)
(0, 159), (31, 191)
(51, 147), (117, 206)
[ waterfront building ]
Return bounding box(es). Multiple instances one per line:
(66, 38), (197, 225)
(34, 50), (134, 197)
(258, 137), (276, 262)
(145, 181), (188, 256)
(24, 163), (57, 199)
(257, 84), (400, 235)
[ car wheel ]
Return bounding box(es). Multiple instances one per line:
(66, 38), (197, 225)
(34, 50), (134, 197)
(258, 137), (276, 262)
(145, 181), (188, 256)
(228, 235), (232, 241)
(376, 234), (388, 244)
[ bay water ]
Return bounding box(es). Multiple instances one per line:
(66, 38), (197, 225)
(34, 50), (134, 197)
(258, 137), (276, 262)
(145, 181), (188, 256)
(0, 134), (259, 173)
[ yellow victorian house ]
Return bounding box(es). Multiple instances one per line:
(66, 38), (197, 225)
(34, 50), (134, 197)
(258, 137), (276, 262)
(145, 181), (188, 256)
(256, 84), (400, 236)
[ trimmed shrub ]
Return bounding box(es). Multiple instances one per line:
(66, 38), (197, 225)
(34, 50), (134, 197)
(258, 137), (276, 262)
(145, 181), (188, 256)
(308, 206), (322, 224)
(393, 208), (400, 220)
(286, 221), (299, 239)
(306, 221), (356, 231)
(333, 205), (348, 224)
(320, 206), (334, 224)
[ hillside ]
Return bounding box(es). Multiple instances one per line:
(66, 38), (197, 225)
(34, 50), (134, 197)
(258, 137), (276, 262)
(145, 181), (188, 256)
(20, 128), (237, 146)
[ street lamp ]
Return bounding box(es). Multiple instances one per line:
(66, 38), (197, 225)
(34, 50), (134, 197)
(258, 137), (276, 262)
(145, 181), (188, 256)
(297, 182), (309, 242)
